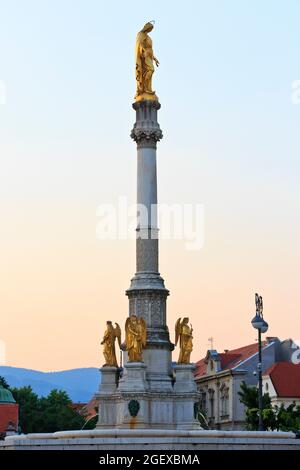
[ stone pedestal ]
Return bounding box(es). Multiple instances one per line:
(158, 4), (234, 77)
(98, 366), (118, 394)
(173, 364), (200, 429)
(95, 367), (119, 427)
(118, 363), (148, 392)
(96, 364), (200, 429)
(173, 364), (197, 393)
(95, 394), (116, 428)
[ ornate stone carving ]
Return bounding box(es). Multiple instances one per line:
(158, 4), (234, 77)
(128, 400), (140, 417)
(151, 298), (163, 326)
(130, 128), (163, 145)
(127, 289), (167, 329)
(130, 100), (163, 147)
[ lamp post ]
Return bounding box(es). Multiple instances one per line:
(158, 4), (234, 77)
(251, 293), (268, 431)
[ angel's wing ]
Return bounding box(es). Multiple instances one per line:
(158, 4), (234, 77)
(175, 318), (182, 346)
(139, 317), (147, 347)
(125, 317), (131, 346)
(114, 323), (121, 348)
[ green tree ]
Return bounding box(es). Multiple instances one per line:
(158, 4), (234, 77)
(238, 381), (273, 430)
(38, 389), (85, 433)
(0, 376), (10, 389)
(262, 407), (277, 430)
(10, 386), (40, 434)
(238, 381), (300, 432)
(10, 386), (86, 434)
(275, 403), (300, 433)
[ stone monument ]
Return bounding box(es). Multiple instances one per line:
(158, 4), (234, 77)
(95, 21), (200, 429)
(1, 22), (299, 451)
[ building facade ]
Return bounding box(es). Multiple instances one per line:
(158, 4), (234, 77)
(194, 338), (297, 430)
(262, 362), (300, 407)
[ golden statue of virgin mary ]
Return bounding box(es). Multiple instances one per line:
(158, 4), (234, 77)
(135, 21), (159, 102)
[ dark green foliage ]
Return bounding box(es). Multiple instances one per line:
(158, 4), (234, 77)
(274, 403), (300, 433)
(238, 381), (300, 432)
(238, 380), (271, 430)
(10, 386), (40, 434)
(196, 408), (210, 430)
(10, 386), (86, 434)
(82, 414), (98, 430)
(0, 376), (10, 389)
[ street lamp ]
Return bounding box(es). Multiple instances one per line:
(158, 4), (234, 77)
(251, 293), (268, 431)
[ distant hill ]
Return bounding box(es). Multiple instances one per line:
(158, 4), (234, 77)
(0, 366), (100, 403)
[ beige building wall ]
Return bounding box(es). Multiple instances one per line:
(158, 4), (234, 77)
(197, 371), (247, 430)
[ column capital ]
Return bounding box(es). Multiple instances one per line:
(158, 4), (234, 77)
(131, 100), (163, 147)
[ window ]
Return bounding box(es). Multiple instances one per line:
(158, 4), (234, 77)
(199, 391), (207, 414)
(220, 383), (229, 418)
(208, 388), (215, 421)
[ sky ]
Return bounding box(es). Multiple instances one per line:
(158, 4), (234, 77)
(0, 0), (299, 371)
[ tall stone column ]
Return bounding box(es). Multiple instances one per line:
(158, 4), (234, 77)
(126, 100), (174, 391)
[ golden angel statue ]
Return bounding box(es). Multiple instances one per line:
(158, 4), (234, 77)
(175, 317), (193, 364)
(101, 321), (121, 367)
(125, 315), (147, 362)
(135, 21), (159, 102)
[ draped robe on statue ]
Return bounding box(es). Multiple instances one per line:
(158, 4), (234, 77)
(135, 26), (157, 100)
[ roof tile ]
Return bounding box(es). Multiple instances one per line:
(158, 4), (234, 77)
(195, 341), (268, 378)
(263, 362), (300, 398)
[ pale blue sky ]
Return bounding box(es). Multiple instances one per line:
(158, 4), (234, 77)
(0, 1), (300, 369)
(1, 1), (299, 202)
